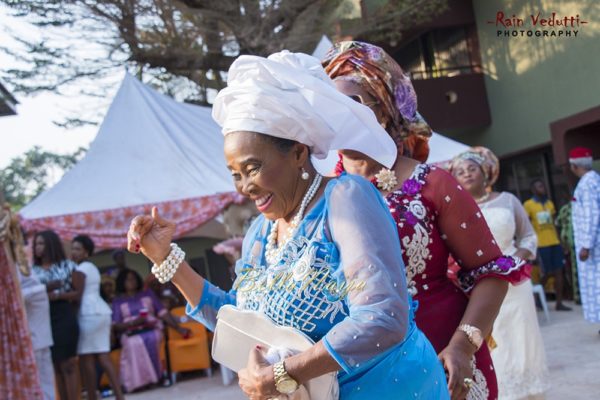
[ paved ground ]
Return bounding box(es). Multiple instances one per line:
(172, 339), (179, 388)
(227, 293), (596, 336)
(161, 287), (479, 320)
(539, 303), (600, 399)
(117, 303), (599, 400)
(123, 370), (245, 400)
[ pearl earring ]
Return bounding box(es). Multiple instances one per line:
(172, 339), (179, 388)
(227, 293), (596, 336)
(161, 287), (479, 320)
(301, 168), (309, 180)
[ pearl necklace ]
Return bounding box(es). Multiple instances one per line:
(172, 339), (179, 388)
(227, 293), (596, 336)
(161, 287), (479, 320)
(265, 173), (323, 266)
(475, 192), (491, 204)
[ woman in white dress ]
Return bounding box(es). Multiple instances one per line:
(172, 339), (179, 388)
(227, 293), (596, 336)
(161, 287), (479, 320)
(71, 235), (125, 400)
(449, 147), (549, 400)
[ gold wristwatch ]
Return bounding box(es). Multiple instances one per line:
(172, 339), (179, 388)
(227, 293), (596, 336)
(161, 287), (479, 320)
(273, 360), (299, 395)
(457, 324), (484, 350)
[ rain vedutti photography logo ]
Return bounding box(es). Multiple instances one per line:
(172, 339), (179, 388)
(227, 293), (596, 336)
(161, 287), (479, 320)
(487, 11), (588, 38)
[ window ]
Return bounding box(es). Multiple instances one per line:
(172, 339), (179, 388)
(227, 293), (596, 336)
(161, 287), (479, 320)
(394, 26), (478, 80)
(496, 145), (571, 209)
(395, 38), (425, 74)
(432, 27), (471, 76)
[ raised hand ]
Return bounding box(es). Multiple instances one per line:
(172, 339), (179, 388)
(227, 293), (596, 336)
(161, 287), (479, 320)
(127, 207), (176, 264)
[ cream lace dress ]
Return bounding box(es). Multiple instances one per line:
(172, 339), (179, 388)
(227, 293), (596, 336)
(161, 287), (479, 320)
(479, 192), (549, 400)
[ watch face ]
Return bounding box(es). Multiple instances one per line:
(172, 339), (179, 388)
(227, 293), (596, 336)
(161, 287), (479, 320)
(277, 378), (298, 394)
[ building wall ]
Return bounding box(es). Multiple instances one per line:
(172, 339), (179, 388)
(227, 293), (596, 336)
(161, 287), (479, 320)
(449, 0), (600, 156)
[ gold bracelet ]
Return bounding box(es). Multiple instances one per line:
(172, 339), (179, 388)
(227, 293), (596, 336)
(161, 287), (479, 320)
(457, 324), (484, 350)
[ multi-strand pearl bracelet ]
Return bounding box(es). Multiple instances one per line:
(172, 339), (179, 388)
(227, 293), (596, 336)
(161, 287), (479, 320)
(151, 243), (185, 283)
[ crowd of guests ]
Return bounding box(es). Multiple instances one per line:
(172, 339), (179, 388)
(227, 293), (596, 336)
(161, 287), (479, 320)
(19, 231), (191, 400)
(7, 40), (598, 400)
(17, 156), (594, 400)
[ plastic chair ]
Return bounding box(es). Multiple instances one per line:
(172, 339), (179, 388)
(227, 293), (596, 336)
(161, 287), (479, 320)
(220, 365), (236, 385)
(532, 284), (550, 322)
(167, 306), (212, 380)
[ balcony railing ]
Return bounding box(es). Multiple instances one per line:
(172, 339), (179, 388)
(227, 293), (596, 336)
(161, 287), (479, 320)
(407, 65), (482, 80)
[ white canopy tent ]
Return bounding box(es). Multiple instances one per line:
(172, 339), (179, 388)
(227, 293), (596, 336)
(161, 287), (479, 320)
(427, 132), (470, 164)
(20, 73), (241, 248)
(21, 73), (236, 218)
(312, 35), (334, 60)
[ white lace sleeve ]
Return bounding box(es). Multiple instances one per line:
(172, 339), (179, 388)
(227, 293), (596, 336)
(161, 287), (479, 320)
(508, 193), (537, 258)
(322, 175), (410, 373)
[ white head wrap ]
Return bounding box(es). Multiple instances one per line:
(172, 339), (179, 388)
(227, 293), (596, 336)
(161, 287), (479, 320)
(569, 157), (593, 168)
(212, 50), (397, 168)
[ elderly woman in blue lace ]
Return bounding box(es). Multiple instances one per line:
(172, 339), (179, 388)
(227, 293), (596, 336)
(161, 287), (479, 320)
(126, 51), (449, 399)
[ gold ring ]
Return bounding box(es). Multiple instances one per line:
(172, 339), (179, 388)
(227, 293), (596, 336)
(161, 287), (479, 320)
(463, 377), (474, 389)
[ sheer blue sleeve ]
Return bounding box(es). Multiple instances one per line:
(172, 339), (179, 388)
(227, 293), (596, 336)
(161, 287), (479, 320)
(185, 281), (236, 331)
(185, 216), (266, 331)
(322, 175), (410, 373)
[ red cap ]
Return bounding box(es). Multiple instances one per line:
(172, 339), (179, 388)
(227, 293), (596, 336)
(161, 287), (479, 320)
(569, 147), (592, 160)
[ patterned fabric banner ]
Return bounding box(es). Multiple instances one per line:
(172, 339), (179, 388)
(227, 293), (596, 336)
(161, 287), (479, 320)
(19, 192), (244, 249)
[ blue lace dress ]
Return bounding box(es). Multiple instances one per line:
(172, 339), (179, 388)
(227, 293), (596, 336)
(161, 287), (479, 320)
(187, 174), (449, 399)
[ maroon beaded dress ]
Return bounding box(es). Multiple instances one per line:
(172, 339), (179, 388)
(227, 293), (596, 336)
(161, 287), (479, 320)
(384, 164), (525, 400)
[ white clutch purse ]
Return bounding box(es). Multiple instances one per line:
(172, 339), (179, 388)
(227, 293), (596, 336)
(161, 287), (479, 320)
(212, 305), (339, 400)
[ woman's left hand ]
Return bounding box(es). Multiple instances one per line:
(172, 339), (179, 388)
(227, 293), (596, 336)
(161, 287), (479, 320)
(438, 342), (474, 400)
(238, 346), (278, 400)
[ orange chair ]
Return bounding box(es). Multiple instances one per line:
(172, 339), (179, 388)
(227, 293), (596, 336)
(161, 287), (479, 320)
(167, 306), (212, 378)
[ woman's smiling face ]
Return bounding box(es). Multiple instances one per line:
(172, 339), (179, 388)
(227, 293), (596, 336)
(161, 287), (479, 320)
(224, 131), (309, 221)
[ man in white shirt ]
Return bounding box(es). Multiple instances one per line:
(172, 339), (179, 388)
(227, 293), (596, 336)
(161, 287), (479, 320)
(569, 147), (600, 328)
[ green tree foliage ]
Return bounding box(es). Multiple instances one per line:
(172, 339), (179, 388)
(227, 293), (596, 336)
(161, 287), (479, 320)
(0, 146), (86, 209)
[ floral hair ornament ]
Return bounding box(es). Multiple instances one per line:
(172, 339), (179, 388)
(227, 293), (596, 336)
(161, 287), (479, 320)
(335, 154), (398, 192)
(374, 168), (398, 192)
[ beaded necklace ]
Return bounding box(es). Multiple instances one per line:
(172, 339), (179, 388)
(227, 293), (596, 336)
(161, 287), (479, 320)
(265, 173), (323, 266)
